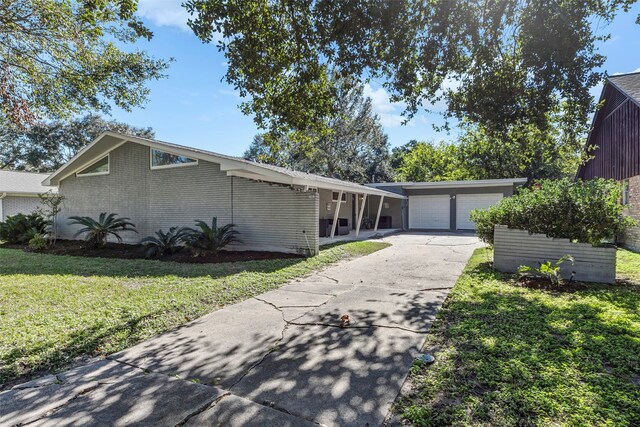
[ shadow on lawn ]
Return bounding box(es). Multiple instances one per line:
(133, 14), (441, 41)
(399, 260), (640, 425)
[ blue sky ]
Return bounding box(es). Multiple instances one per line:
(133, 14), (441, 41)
(109, 1), (640, 156)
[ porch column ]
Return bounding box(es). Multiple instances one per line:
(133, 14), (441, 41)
(330, 190), (344, 238)
(355, 193), (367, 236)
(374, 195), (385, 231)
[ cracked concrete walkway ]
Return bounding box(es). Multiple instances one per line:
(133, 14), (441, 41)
(0, 232), (481, 426)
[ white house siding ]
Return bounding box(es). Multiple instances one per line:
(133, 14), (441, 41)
(2, 196), (42, 220)
(58, 142), (319, 255)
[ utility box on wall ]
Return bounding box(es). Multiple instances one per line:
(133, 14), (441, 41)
(493, 225), (617, 284)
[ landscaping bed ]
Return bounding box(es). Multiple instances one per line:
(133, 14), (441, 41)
(396, 247), (640, 426)
(0, 240), (390, 389)
(0, 240), (302, 263)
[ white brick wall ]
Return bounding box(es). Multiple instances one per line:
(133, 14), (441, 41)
(1, 196), (42, 220)
(493, 225), (616, 284)
(58, 142), (319, 255)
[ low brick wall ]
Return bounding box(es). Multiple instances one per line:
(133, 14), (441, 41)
(493, 225), (616, 284)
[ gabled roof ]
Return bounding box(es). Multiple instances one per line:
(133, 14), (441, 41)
(0, 170), (56, 195)
(43, 131), (405, 199)
(608, 72), (640, 105)
(367, 178), (527, 189)
(576, 71), (640, 180)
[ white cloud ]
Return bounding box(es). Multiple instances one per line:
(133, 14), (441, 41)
(363, 83), (407, 128)
(612, 67), (640, 76)
(137, 0), (192, 32)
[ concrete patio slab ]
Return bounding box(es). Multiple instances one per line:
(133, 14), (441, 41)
(292, 285), (449, 332)
(110, 298), (285, 388)
(29, 371), (224, 427)
(231, 324), (425, 427)
(185, 394), (317, 427)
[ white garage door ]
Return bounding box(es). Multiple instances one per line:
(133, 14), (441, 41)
(409, 195), (450, 229)
(456, 193), (503, 230)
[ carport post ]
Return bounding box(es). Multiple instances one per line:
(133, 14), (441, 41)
(330, 190), (344, 238)
(374, 195), (384, 231)
(355, 193), (367, 236)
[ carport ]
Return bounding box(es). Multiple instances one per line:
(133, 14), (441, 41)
(367, 178), (527, 231)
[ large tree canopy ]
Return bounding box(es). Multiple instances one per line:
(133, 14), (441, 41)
(0, 1), (170, 127)
(0, 114), (154, 172)
(244, 78), (393, 183)
(186, 0), (638, 142)
(392, 119), (580, 182)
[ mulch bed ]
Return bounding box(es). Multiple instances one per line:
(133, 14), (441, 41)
(0, 240), (303, 264)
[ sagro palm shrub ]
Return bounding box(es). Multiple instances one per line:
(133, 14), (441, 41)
(68, 213), (137, 248)
(0, 213), (47, 244)
(471, 178), (636, 245)
(184, 217), (239, 256)
(141, 227), (189, 258)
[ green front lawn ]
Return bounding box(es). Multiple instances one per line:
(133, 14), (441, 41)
(0, 241), (389, 387)
(398, 248), (640, 426)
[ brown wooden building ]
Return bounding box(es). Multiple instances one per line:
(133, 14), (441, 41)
(577, 72), (640, 250)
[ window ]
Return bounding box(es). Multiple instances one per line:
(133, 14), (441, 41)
(622, 179), (630, 205)
(332, 191), (347, 203)
(150, 148), (198, 169)
(77, 155), (109, 176)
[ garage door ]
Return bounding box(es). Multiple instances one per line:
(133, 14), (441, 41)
(456, 193), (503, 230)
(409, 195), (450, 229)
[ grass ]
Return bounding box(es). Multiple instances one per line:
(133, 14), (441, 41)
(397, 247), (640, 426)
(0, 240), (389, 387)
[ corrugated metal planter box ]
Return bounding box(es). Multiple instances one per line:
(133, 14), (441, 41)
(493, 225), (617, 284)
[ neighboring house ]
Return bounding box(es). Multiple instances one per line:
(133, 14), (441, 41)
(0, 170), (55, 221)
(577, 71), (640, 251)
(367, 178), (527, 231)
(43, 131), (406, 256)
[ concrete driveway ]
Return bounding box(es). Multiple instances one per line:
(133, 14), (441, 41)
(1, 232), (481, 426)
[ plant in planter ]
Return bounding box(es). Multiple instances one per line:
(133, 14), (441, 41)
(141, 227), (190, 258)
(68, 213), (137, 248)
(518, 254), (575, 285)
(361, 217), (374, 230)
(184, 217), (239, 256)
(0, 213), (48, 244)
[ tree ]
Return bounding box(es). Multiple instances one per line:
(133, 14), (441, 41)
(394, 140), (469, 182)
(457, 120), (580, 181)
(0, 1), (170, 128)
(185, 0), (638, 143)
(244, 78), (394, 183)
(0, 114), (154, 172)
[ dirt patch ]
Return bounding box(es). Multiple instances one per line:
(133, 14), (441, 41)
(1, 240), (303, 264)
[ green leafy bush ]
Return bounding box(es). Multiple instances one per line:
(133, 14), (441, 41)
(471, 178), (636, 245)
(68, 213), (137, 248)
(184, 217), (239, 256)
(0, 213), (47, 244)
(28, 233), (48, 251)
(141, 227), (189, 258)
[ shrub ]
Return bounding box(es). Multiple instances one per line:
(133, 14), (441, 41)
(184, 217), (239, 256)
(28, 233), (49, 251)
(471, 178), (636, 245)
(68, 213), (137, 248)
(36, 190), (65, 243)
(0, 213), (47, 244)
(141, 227), (189, 258)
